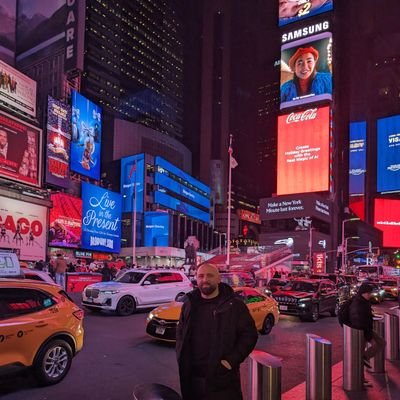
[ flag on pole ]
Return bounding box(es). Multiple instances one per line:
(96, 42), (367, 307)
(128, 160), (137, 180)
(228, 142), (238, 169)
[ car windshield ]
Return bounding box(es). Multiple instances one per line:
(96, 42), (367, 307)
(269, 279), (286, 286)
(116, 271), (145, 284)
(288, 281), (318, 293)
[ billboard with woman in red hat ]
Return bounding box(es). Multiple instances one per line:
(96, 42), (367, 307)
(280, 33), (332, 110)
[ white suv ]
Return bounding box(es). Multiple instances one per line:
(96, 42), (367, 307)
(82, 269), (193, 315)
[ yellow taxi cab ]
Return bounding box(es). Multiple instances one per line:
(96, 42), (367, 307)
(0, 279), (84, 385)
(146, 286), (279, 342)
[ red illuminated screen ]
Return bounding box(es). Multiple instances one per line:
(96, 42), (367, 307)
(277, 106), (330, 195)
(49, 193), (82, 248)
(374, 198), (400, 248)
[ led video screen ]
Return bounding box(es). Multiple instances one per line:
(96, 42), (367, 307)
(377, 115), (400, 192)
(279, 0), (333, 27)
(154, 191), (210, 224)
(349, 121), (367, 196)
(280, 33), (332, 110)
(0, 112), (41, 187)
(46, 96), (71, 188)
(70, 90), (102, 180)
(121, 153), (145, 213)
(81, 182), (122, 253)
(374, 198), (400, 248)
(144, 212), (170, 247)
(49, 193), (82, 248)
(277, 106), (330, 195)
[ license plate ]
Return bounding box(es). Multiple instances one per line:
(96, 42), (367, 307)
(156, 326), (166, 335)
(280, 305), (288, 311)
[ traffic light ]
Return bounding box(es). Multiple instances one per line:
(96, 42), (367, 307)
(395, 251), (400, 267)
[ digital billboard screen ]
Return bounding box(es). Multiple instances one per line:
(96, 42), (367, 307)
(277, 106), (330, 195)
(49, 193), (82, 248)
(154, 191), (210, 224)
(144, 212), (170, 247)
(81, 182), (122, 253)
(349, 121), (367, 196)
(280, 33), (332, 110)
(155, 156), (210, 196)
(0, 112), (41, 187)
(0, 197), (47, 261)
(279, 0), (333, 27)
(377, 115), (400, 192)
(46, 96), (71, 188)
(154, 172), (210, 209)
(121, 153), (145, 213)
(70, 90), (102, 180)
(374, 198), (400, 248)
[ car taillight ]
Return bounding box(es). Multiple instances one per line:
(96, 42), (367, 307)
(73, 309), (85, 320)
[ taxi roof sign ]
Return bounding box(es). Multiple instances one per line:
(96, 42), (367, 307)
(0, 252), (21, 277)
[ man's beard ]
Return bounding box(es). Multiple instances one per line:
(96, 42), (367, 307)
(199, 283), (218, 296)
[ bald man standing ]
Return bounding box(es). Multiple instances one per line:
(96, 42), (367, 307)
(176, 264), (258, 400)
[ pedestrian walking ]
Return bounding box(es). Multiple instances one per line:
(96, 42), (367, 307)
(176, 264), (258, 400)
(54, 253), (68, 289)
(348, 282), (386, 368)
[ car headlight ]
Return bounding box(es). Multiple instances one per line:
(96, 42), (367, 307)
(101, 290), (120, 295)
(148, 312), (155, 321)
(299, 298), (311, 302)
(379, 290), (385, 296)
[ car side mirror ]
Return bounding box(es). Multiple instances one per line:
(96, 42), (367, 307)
(143, 280), (151, 285)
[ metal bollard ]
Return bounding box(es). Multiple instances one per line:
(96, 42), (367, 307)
(249, 350), (282, 400)
(306, 334), (332, 400)
(384, 312), (399, 360)
(369, 317), (385, 373)
(343, 324), (364, 391)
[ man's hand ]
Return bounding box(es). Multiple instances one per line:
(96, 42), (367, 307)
(221, 359), (232, 370)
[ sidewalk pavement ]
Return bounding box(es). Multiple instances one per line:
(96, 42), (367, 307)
(283, 359), (400, 400)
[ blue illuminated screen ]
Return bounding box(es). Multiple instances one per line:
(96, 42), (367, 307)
(121, 154), (145, 213)
(144, 212), (170, 247)
(349, 121), (367, 195)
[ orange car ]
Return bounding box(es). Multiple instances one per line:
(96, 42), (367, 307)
(0, 279), (84, 385)
(146, 286), (280, 342)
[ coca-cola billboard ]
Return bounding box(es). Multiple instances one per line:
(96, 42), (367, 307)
(277, 105), (331, 195)
(280, 32), (332, 110)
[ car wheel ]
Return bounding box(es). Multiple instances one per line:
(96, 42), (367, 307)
(260, 314), (275, 335)
(116, 296), (136, 316)
(175, 292), (185, 301)
(309, 304), (319, 322)
(34, 339), (73, 386)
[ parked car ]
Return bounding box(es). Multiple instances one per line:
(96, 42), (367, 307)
(367, 282), (385, 304)
(82, 269), (193, 315)
(266, 278), (291, 293)
(272, 279), (338, 322)
(0, 279), (84, 385)
(21, 268), (57, 285)
(146, 287), (279, 342)
(380, 277), (398, 300)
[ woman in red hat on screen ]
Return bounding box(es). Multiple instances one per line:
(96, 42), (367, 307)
(280, 46), (332, 103)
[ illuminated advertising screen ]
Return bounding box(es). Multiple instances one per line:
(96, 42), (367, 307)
(280, 33), (332, 110)
(0, 197), (46, 261)
(0, 0), (16, 65)
(0, 59), (37, 117)
(155, 156), (211, 196)
(70, 90), (102, 180)
(349, 196), (365, 221)
(374, 198), (400, 248)
(46, 96), (71, 188)
(349, 121), (367, 195)
(121, 153), (145, 213)
(154, 191), (210, 224)
(377, 115), (400, 192)
(277, 106), (330, 195)
(49, 193), (82, 248)
(155, 172), (211, 209)
(0, 112), (41, 187)
(144, 212), (170, 247)
(81, 182), (122, 253)
(279, 0), (333, 27)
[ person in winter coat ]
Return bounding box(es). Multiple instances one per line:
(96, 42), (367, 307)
(348, 282), (386, 368)
(176, 264), (258, 400)
(101, 262), (113, 282)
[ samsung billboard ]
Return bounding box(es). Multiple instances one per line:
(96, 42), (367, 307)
(121, 153), (145, 213)
(349, 121), (367, 196)
(377, 115), (400, 192)
(144, 212), (170, 247)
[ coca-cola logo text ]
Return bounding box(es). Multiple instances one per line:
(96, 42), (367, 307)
(286, 109), (318, 124)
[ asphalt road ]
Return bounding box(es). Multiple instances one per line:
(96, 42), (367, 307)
(0, 296), (397, 400)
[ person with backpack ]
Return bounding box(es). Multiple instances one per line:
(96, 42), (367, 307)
(347, 283), (385, 368)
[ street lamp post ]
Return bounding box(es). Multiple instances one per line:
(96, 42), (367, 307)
(344, 236), (360, 273)
(341, 218), (360, 271)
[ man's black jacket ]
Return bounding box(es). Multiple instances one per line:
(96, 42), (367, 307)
(348, 294), (373, 341)
(176, 283), (258, 400)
